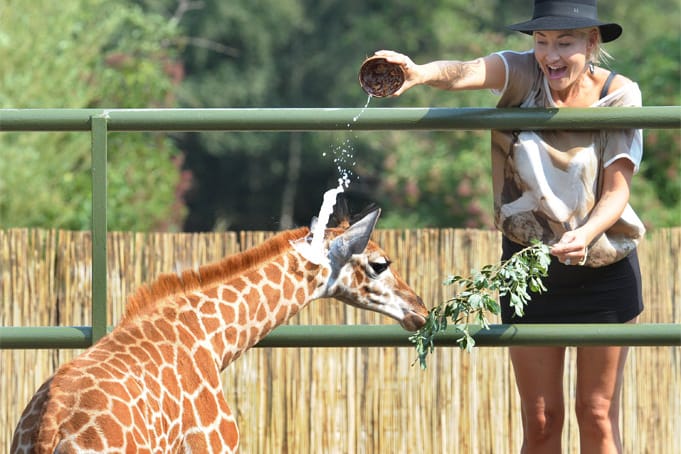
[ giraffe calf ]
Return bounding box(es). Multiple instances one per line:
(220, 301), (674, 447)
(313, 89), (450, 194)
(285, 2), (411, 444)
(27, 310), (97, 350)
(11, 208), (427, 453)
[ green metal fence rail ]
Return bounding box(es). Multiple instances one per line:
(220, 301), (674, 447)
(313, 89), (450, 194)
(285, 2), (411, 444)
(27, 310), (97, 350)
(1, 107), (680, 350)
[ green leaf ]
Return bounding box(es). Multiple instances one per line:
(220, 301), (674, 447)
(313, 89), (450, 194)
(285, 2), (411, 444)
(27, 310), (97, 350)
(410, 241), (550, 368)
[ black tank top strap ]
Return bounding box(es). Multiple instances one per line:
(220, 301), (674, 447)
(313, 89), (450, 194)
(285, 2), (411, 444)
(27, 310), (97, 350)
(600, 71), (618, 99)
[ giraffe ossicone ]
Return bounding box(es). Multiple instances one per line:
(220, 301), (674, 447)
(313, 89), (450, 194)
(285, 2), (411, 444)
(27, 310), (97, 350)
(11, 205), (428, 453)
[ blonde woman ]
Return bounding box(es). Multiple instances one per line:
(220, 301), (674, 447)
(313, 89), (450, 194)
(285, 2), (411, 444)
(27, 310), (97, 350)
(376, 1), (644, 451)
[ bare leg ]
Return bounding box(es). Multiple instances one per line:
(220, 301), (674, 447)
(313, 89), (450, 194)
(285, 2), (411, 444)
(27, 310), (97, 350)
(509, 346), (567, 453)
(575, 345), (629, 453)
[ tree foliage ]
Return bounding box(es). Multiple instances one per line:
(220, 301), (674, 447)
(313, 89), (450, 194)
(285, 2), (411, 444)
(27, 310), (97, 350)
(0, 0), (184, 230)
(2, 0), (678, 231)
(146, 0), (678, 231)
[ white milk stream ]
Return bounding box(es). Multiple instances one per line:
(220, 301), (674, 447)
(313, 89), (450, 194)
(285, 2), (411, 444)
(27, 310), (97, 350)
(291, 95), (372, 265)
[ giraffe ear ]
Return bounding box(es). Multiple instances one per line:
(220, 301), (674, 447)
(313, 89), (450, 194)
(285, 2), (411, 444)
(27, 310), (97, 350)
(328, 208), (381, 263)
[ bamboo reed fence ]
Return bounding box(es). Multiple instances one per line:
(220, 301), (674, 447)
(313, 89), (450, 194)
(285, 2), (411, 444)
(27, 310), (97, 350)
(1, 228), (679, 453)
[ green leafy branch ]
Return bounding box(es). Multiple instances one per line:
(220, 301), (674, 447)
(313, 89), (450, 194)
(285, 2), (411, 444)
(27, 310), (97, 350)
(409, 240), (551, 369)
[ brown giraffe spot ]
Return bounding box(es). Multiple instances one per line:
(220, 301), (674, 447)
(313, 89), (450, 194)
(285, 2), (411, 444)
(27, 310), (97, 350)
(262, 283), (279, 301)
(124, 430), (137, 449)
(237, 303), (248, 325)
(81, 426), (105, 450)
(123, 376), (143, 398)
(100, 380), (131, 400)
(193, 348), (219, 388)
(220, 419), (239, 448)
(114, 330), (136, 346)
(181, 396), (196, 428)
(255, 302), (268, 322)
(184, 432), (209, 452)
(264, 264), (282, 283)
(130, 405), (148, 437)
(166, 421), (181, 448)
(275, 305), (290, 323)
(126, 325), (144, 341)
(141, 320), (164, 342)
(179, 309), (203, 335)
(224, 326), (237, 345)
(79, 389), (108, 410)
(128, 345), (147, 362)
(209, 429), (223, 452)
(196, 387), (218, 427)
(283, 276), (295, 299)
(176, 323), (197, 348)
(231, 276), (247, 292)
(220, 304), (236, 324)
(154, 318), (176, 341)
(65, 410), (91, 431)
(161, 365), (180, 395)
(202, 315), (221, 333)
(237, 329), (249, 348)
(85, 365), (116, 380)
(199, 300), (217, 315)
(139, 340), (163, 365)
(145, 374), (162, 397)
(159, 343), (175, 364)
(177, 350), (202, 395)
(106, 357), (132, 375)
(304, 261), (317, 271)
(161, 393), (180, 417)
(96, 414), (124, 448)
(111, 398), (133, 426)
(219, 286), (238, 303)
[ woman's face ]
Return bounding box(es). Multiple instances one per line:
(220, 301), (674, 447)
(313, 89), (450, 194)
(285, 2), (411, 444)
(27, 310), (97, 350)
(533, 29), (594, 92)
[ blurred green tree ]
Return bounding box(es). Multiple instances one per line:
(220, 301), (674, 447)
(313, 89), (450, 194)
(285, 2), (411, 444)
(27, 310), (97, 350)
(0, 0), (185, 230)
(142, 0), (678, 230)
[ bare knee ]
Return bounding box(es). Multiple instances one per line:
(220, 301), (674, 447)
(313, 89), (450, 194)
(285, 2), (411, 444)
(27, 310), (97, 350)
(575, 397), (617, 438)
(522, 404), (565, 446)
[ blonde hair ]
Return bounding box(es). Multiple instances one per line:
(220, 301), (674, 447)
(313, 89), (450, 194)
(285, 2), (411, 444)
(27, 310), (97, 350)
(584, 27), (613, 66)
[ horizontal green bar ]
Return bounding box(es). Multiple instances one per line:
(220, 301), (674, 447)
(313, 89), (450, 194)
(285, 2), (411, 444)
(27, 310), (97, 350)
(1, 324), (679, 349)
(0, 326), (93, 349)
(0, 107), (679, 132)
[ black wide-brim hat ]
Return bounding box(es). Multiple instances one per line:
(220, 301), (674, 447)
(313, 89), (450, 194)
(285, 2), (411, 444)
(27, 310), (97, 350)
(508, 0), (622, 43)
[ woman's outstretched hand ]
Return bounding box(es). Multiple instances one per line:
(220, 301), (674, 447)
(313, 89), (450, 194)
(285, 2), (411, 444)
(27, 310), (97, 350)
(372, 50), (421, 96)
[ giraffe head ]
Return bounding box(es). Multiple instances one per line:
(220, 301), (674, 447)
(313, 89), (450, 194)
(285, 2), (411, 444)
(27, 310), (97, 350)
(315, 207), (428, 331)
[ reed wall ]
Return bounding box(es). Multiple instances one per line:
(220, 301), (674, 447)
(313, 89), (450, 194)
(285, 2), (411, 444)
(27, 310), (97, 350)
(1, 228), (679, 453)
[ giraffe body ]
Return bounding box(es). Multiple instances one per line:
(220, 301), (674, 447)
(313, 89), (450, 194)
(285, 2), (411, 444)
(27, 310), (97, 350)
(11, 208), (427, 453)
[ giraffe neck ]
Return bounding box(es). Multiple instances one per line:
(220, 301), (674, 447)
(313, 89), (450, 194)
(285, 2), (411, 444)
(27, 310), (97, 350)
(136, 248), (327, 371)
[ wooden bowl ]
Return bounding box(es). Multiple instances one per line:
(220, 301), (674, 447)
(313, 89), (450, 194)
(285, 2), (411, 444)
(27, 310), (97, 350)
(358, 56), (405, 97)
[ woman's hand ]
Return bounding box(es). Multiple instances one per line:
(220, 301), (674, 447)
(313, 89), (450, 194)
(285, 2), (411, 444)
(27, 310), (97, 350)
(551, 229), (589, 266)
(372, 50), (423, 96)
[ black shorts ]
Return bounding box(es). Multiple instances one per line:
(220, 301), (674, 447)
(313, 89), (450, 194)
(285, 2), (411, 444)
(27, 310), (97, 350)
(500, 237), (644, 324)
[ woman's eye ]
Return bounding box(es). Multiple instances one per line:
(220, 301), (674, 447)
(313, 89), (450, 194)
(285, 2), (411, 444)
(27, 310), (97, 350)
(369, 260), (390, 275)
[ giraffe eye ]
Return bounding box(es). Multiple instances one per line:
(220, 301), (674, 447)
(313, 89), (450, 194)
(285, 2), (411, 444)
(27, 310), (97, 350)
(369, 259), (391, 275)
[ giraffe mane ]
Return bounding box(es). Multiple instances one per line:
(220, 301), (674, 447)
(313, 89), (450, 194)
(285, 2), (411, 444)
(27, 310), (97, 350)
(121, 227), (310, 323)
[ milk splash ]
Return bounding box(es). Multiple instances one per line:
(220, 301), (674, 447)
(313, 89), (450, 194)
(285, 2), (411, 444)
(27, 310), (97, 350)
(351, 94), (372, 124)
(290, 179), (348, 265)
(291, 95), (372, 265)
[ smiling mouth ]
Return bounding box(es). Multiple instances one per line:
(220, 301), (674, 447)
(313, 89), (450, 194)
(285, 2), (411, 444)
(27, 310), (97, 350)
(547, 65), (568, 80)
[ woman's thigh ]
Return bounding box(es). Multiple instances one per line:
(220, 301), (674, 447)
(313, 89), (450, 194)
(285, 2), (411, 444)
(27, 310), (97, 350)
(510, 346), (567, 413)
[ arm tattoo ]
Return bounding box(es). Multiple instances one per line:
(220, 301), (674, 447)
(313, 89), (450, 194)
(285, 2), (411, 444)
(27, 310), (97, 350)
(429, 61), (476, 90)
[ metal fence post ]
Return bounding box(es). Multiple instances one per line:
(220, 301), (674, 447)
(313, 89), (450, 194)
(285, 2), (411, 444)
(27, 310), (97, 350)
(90, 115), (108, 344)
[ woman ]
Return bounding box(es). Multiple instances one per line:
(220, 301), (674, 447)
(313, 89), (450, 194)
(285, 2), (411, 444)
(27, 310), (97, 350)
(375, 0), (645, 452)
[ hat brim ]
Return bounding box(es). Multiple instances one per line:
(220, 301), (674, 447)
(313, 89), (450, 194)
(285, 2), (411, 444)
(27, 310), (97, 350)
(508, 17), (622, 42)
